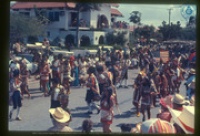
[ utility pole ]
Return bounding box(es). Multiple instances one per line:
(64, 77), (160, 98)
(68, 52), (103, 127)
(167, 8), (173, 40)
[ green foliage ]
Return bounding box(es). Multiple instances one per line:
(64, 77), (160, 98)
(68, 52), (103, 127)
(106, 31), (127, 46)
(10, 12), (46, 43)
(132, 25), (163, 43)
(179, 28), (196, 40)
(129, 11), (141, 25)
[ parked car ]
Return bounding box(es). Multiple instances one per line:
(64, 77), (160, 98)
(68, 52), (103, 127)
(9, 56), (38, 74)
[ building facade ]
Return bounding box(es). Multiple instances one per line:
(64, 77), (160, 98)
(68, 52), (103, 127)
(11, 2), (129, 46)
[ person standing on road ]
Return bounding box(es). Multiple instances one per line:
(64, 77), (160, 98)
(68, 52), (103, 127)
(48, 107), (73, 132)
(40, 60), (51, 97)
(43, 38), (50, 54)
(9, 71), (22, 121)
(60, 94), (72, 123)
(140, 77), (151, 122)
(132, 72), (142, 117)
(20, 62), (31, 99)
(100, 87), (114, 133)
(85, 66), (101, 114)
(52, 55), (61, 84)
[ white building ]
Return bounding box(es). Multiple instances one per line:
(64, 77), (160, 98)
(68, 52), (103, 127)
(11, 2), (129, 46)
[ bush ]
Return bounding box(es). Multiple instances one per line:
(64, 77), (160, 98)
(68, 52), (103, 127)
(106, 31), (127, 46)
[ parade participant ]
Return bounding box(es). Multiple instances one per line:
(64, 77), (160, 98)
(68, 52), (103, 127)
(184, 68), (195, 96)
(43, 54), (51, 88)
(60, 95), (72, 123)
(152, 70), (161, 98)
(82, 119), (93, 133)
(172, 93), (188, 111)
(9, 71), (22, 121)
(187, 79), (195, 100)
(163, 64), (172, 95)
(73, 60), (79, 86)
(79, 57), (88, 87)
(85, 66), (101, 114)
(52, 55), (61, 84)
(49, 78), (66, 119)
(171, 63), (181, 94)
(58, 54), (64, 84)
(157, 95), (172, 122)
(160, 72), (169, 97)
(132, 72), (142, 117)
(150, 78), (158, 108)
(40, 59), (51, 97)
(100, 87), (114, 133)
(96, 65), (107, 95)
(188, 49), (196, 68)
(109, 61), (119, 86)
(48, 107), (73, 132)
(69, 55), (75, 77)
(118, 54), (130, 88)
(120, 124), (132, 133)
(13, 40), (21, 55)
(20, 62), (31, 99)
(43, 38), (50, 54)
(140, 76), (151, 121)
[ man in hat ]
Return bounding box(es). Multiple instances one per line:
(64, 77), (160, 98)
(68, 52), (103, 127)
(172, 94), (188, 111)
(157, 95), (172, 122)
(48, 107), (73, 132)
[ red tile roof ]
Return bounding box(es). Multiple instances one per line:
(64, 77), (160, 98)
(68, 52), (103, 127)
(111, 8), (123, 16)
(11, 2), (76, 9)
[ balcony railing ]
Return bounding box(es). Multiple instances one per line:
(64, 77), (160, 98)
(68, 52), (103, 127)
(111, 21), (129, 29)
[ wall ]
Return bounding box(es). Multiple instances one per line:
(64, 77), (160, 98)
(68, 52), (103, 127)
(90, 4), (111, 29)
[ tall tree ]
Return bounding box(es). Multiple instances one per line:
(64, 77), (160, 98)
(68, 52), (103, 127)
(75, 3), (101, 48)
(10, 12), (46, 43)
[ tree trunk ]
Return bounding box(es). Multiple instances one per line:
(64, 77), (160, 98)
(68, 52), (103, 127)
(76, 8), (80, 48)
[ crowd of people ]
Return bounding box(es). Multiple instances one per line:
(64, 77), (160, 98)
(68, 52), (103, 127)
(8, 40), (196, 133)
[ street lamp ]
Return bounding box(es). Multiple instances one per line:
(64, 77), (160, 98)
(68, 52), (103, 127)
(167, 7), (173, 39)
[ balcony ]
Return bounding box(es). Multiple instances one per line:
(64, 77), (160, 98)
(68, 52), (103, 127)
(69, 19), (90, 30)
(111, 21), (129, 30)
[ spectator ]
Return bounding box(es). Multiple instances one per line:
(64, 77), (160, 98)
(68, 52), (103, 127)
(82, 119), (93, 133)
(48, 107), (73, 132)
(120, 124), (132, 133)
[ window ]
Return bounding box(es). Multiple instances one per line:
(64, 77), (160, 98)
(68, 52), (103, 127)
(48, 11), (60, 22)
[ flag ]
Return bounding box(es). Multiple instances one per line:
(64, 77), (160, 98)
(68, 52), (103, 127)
(160, 51), (169, 63)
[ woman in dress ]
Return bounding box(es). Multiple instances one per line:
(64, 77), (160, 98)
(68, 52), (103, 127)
(140, 77), (151, 121)
(20, 62), (31, 99)
(40, 59), (51, 96)
(133, 72), (142, 117)
(100, 87), (114, 133)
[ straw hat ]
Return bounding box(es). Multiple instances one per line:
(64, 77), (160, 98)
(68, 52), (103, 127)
(168, 106), (194, 134)
(136, 118), (176, 133)
(49, 107), (70, 123)
(160, 95), (173, 108)
(172, 93), (187, 105)
(188, 68), (196, 75)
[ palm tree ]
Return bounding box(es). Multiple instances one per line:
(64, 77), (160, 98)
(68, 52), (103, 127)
(75, 3), (101, 48)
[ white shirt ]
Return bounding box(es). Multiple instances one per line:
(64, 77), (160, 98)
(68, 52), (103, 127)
(10, 63), (20, 72)
(53, 88), (60, 101)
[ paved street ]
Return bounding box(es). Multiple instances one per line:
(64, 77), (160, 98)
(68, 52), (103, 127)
(8, 69), (187, 133)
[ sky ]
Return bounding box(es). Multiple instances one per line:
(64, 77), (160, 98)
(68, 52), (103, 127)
(116, 4), (197, 28)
